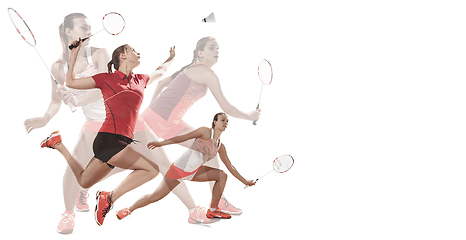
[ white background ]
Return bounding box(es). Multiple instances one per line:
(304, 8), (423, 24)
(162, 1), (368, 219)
(1, 0), (466, 239)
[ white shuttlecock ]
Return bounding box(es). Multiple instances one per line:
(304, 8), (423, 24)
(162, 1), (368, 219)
(202, 12), (216, 23)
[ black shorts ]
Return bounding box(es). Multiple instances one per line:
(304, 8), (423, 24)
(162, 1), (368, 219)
(93, 132), (133, 169)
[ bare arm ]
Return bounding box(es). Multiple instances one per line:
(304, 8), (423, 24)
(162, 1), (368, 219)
(147, 127), (211, 149)
(218, 144), (255, 186)
(150, 75), (173, 103)
(200, 69), (260, 121)
(24, 62), (64, 133)
(65, 39), (96, 90)
(148, 46), (175, 85)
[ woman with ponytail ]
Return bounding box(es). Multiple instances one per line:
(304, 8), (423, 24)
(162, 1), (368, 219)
(141, 37), (261, 215)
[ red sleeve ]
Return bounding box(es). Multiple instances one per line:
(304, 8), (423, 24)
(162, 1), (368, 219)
(92, 73), (109, 89)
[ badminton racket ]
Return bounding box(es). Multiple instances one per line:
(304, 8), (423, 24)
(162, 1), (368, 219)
(8, 8), (76, 112)
(252, 59), (273, 125)
(244, 154), (294, 189)
(69, 12), (125, 50)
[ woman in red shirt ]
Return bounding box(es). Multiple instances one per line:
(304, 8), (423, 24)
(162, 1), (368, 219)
(41, 39), (160, 226)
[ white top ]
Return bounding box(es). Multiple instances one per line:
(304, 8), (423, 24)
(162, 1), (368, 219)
(173, 129), (221, 173)
(65, 47), (106, 122)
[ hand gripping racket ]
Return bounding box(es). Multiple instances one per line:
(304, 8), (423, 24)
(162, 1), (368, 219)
(252, 59), (273, 125)
(8, 8), (76, 112)
(244, 155), (294, 189)
(69, 12), (125, 50)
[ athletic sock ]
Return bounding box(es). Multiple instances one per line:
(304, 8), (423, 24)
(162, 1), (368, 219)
(188, 207), (196, 213)
(209, 207), (216, 212)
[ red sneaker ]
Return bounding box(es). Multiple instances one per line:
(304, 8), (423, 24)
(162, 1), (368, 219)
(40, 131), (62, 149)
(94, 191), (113, 226)
(206, 207), (231, 219)
(116, 207), (132, 220)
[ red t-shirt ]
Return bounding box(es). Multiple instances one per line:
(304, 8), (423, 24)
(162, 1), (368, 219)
(93, 71), (150, 139)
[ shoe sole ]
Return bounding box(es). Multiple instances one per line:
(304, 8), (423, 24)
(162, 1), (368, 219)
(75, 206), (90, 212)
(219, 210), (242, 215)
(94, 191), (103, 226)
(57, 228), (73, 234)
(206, 214), (231, 219)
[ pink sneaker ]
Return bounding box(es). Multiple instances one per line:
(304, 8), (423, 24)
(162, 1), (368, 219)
(75, 190), (90, 212)
(188, 206), (213, 224)
(57, 211), (75, 234)
(116, 208), (132, 220)
(218, 196), (242, 215)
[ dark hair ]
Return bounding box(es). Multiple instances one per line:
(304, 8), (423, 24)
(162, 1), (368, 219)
(107, 44), (129, 73)
(212, 112), (226, 128)
(171, 36), (216, 79)
(59, 13), (86, 62)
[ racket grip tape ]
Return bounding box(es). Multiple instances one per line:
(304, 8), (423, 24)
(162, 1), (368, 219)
(252, 103), (260, 126)
(67, 102), (77, 113)
(243, 179), (258, 189)
(68, 37), (89, 50)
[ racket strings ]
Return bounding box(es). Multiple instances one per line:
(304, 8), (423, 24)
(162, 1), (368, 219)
(102, 13), (125, 35)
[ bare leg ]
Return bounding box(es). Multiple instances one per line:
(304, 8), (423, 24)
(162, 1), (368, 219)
(106, 146), (159, 202)
(55, 142), (113, 189)
(175, 125), (218, 192)
(64, 131), (126, 211)
(62, 132), (95, 211)
(190, 166), (228, 209)
(132, 130), (196, 209)
(129, 177), (180, 212)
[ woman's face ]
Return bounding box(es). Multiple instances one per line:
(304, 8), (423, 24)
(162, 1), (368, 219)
(67, 17), (91, 47)
(198, 40), (219, 66)
(214, 114), (228, 131)
(123, 45), (141, 67)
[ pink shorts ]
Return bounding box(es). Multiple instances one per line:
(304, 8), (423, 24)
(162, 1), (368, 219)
(141, 107), (187, 140)
(165, 163), (200, 181)
(80, 116), (151, 134)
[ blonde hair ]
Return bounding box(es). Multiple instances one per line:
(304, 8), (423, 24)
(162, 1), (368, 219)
(58, 13), (86, 62)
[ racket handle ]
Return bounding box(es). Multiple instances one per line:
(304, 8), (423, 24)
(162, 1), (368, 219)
(67, 102), (77, 113)
(243, 179), (258, 189)
(252, 103), (260, 126)
(68, 37), (89, 50)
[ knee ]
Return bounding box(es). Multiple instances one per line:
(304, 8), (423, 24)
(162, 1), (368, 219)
(79, 179), (93, 189)
(148, 167), (159, 180)
(219, 170), (227, 182)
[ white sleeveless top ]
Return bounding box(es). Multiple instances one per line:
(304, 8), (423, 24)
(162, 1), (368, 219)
(173, 129), (221, 173)
(65, 47), (106, 122)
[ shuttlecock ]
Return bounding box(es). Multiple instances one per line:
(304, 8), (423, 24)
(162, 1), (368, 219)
(202, 12), (216, 23)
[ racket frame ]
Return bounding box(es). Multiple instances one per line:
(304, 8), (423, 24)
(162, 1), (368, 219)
(8, 8), (76, 112)
(68, 12), (125, 50)
(252, 59), (273, 125)
(244, 154), (294, 189)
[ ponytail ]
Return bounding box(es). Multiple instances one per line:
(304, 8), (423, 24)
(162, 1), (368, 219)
(108, 44), (128, 73)
(107, 59), (114, 73)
